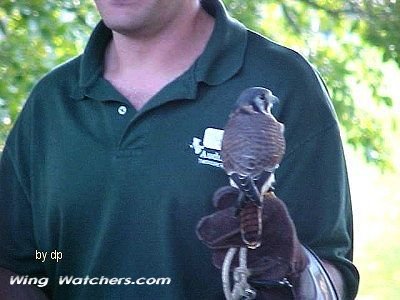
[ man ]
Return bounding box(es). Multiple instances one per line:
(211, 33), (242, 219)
(0, 0), (359, 299)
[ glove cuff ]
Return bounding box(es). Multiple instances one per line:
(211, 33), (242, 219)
(292, 246), (339, 299)
(248, 277), (295, 299)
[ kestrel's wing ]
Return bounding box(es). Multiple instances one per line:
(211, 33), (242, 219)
(221, 111), (285, 178)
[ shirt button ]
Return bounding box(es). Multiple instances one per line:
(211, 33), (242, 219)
(118, 105), (127, 115)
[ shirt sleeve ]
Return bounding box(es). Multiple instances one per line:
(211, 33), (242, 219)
(275, 123), (359, 298)
(0, 103), (46, 278)
(271, 58), (360, 297)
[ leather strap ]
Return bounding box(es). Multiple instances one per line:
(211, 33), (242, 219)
(293, 246), (339, 299)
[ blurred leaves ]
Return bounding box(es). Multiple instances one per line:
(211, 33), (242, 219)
(0, 0), (399, 170)
(354, 0), (400, 65)
(0, 0), (97, 145)
(225, 0), (399, 170)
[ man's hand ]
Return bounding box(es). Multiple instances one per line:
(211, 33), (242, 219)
(196, 186), (308, 292)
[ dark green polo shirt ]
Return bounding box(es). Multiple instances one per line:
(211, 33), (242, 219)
(0, 0), (359, 299)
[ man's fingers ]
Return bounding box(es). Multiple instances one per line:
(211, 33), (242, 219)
(212, 185), (239, 209)
(196, 207), (242, 248)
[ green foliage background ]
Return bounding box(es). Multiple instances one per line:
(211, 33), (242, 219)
(0, 0), (97, 144)
(1, 0), (399, 298)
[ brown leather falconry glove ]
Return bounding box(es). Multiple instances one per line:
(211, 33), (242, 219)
(196, 186), (309, 299)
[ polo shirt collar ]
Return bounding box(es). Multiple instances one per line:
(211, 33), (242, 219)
(74, 0), (247, 100)
(78, 22), (111, 90)
(196, 0), (247, 85)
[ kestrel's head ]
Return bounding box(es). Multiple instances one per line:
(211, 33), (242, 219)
(235, 87), (279, 114)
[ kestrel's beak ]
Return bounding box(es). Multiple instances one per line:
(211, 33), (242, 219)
(268, 94), (279, 105)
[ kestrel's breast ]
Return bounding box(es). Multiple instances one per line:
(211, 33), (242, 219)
(221, 111), (285, 176)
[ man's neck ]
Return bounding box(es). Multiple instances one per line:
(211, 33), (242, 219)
(103, 4), (215, 109)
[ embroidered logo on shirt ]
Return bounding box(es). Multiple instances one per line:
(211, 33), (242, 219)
(189, 128), (224, 169)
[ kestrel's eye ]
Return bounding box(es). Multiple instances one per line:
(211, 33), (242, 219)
(259, 94), (266, 100)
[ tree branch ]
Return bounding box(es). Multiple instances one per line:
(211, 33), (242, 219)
(293, 0), (364, 18)
(280, 3), (302, 35)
